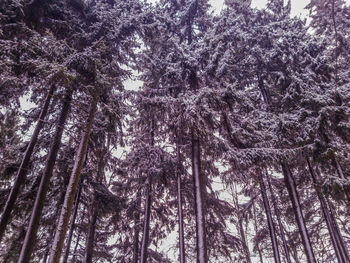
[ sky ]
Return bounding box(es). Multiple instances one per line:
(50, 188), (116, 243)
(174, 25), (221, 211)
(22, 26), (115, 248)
(210, 0), (309, 16)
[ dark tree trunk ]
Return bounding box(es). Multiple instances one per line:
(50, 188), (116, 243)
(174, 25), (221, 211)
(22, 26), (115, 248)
(18, 87), (72, 263)
(140, 175), (152, 263)
(140, 119), (155, 263)
(266, 171), (292, 263)
(192, 132), (208, 263)
(0, 85), (55, 242)
(259, 172), (281, 263)
(133, 191), (141, 263)
(48, 98), (97, 263)
(72, 228), (82, 262)
(176, 131), (185, 263)
(83, 196), (98, 263)
(62, 180), (83, 263)
(281, 163), (316, 263)
(253, 202), (263, 263)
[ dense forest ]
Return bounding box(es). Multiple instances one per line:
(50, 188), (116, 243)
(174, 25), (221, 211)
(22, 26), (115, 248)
(0, 0), (350, 262)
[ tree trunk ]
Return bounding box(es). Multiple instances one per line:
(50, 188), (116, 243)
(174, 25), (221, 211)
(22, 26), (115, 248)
(48, 98), (97, 263)
(62, 180), (83, 263)
(326, 196), (350, 262)
(176, 131), (185, 263)
(18, 87), (72, 263)
(140, 175), (152, 263)
(259, 172), (281, 263)
(0, 85), (55, 242)
(72, 228), (82, 262)
(281, 163), (316, 263)
(140, 119), (155, 263)
(266, 171), (292, 263)
(253, 202), (263, 263)
(83, 196), (98, 263)
(133, 191), (141, 263)
(192, 132), (208, 263)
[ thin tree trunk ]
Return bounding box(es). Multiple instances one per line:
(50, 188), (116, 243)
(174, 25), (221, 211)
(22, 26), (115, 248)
(326, 197), (350, 262)
(62, 180), (83, 263)
(140, 175), (152, 263)
(0, 85), (55, 242)
(83, 196), (98, 263)
(306, 158), (344, 262)
(192, 132), (208, 263)
(281, 163), (316, 263)
(72, 228), (82, 262)
(18, 87), (72, 263)
(133, 191), (141, 263)
(48, 98), (97, 263)
(259, 172), (281, 263)
(253, 202), (263, 263)
(266, 171), (292, 263)
(140, 119), (154, 263)
(176, 130), (185, 263)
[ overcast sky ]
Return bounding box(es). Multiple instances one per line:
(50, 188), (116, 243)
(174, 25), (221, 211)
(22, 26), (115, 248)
(210, 0), (309, 17)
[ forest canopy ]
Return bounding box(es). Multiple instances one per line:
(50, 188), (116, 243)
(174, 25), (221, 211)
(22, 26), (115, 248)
(0, 0), (350, 262)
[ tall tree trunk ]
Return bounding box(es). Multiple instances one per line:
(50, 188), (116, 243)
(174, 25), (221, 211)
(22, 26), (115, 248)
(48, 97), (97, 263)
(176, 130), (185, 263)
(140, 175), (152, 263)
(266, 171), (292, 263)
(62, 180), (82, 263)
(133, 191), (141, 263)
(0, 85), (55, 242)
(259, 172), (281, 263)
(192, 132), (208, 263)
(72, 228), (82, 262)
(281, 163), (316, 263)
(253, 202), (263, 263)
(83, 196), (98, 263)
(140, 119), (154, 263)
(306, 158), (344, 262)
(18, 87), (72, 263)
(326, 197), (350, 262)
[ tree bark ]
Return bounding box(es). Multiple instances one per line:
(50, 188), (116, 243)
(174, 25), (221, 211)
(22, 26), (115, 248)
(133, 191), (141, 263)
(266, 171), (292, 263)
(259, 172), (281, 263)
(0, 85), (55, 242)
(18, 87), (72, 263)
(83, 196), (98, 263)
(140, 119), (155, 263)
(62, 180), (82, 263)
(176, 130), (185, 263)
(281, 163), (316, 263)
(48, 97), (97, 263)
(140, 175), (152, 263)
(192, 132), (208, 263)
(253, 202), (263, 263)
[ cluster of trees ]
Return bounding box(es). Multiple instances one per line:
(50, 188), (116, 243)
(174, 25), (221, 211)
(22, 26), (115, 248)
(0, 0), (349, 262)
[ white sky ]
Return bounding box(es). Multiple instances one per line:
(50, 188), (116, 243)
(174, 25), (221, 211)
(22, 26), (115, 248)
(210, 0), (309, 17)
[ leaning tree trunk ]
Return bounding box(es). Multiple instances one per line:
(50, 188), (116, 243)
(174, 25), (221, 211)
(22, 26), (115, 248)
(176, 130), (186, 263)
(327, 196), (350, 262)
(281, 163), (316, 263)
(18, 87), (72, 263)
(266, 171), (292, 263)
(0, 85), (55, 242)
(259, 172), (281, 263)
(192, 132), (208, 263)
(62, 180), (83, 263)
(48, 97), (97, 263)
